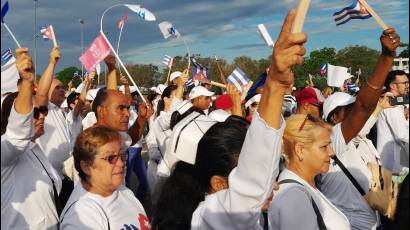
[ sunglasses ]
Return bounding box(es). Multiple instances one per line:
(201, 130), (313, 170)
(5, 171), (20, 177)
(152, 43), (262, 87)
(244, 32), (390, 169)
(95, 152), (128, 165)
(298, 114), (319, 132)
(33, 106), (49, 119)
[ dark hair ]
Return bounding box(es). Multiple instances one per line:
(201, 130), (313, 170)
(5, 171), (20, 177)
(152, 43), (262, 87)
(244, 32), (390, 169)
(169, 106), (205, 130)
(156, 85), (178, 117)
(147, 91), (158, 104)
(73, 125), (121, 182)
(66, 92), (80, 110)
(152, 120), (248, 230)
(1, 92), (19, 135)
(91, 87), (107, 119)
(17, 78), (22, 86)
(385, 70), (407, 91)
(326, 105), (344, 124)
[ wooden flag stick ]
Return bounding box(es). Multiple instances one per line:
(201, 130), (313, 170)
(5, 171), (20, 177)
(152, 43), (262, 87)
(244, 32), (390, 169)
(210, 80), (226, 89)
(357, 0), (388, 30)
(214, 56), (228, 85)
(164, 64), (172, 84)
(291, 0), (311, 33)
(50, 25), (58, 47)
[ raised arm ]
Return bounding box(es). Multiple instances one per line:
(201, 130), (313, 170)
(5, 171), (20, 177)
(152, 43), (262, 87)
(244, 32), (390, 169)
(104, 55), (117, 90)
(73, 71), (95, 119)
(128, 102), (153, 145)
(226, 84), (243, 117)
(259, 9), (307, 129)
(35, 47), (60, 106)
(341, 28), (400, 143)
(15, 48), (35, 115)
(119, 74), (133, 104)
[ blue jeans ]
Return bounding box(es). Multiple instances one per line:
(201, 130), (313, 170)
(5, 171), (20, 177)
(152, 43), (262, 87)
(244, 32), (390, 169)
(125, 147), (148, 202)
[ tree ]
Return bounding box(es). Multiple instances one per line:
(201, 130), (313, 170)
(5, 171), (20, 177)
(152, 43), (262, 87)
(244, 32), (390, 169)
(398, 43), (409, 57)
(55, 66), (82, 89)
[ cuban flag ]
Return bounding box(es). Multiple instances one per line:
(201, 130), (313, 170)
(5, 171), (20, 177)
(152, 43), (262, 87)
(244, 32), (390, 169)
(333, 0), (371, 26)
(1, 1), (9, 23)
(319, 63), (327, 76)
(190, 57), (209, 79)
(158, 21), (180, 39)
(192, 72), (210, 84)
(162, 55), (173, 68)
(227, 67), (250, 92)
(40, 25), (53, 40)
(1, 48), (13, 62)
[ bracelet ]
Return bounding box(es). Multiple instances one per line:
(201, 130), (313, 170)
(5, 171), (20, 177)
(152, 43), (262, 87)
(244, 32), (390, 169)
(366, 81), (383, 91)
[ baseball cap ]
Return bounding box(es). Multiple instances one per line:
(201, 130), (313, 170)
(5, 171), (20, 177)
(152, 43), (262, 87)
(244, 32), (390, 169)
(189, 86), (215, 100)
(323, 92), (356, 121)
(169, 71), (182, 82)
(245, 94), (261, 109)
(295, 87), (320, 105)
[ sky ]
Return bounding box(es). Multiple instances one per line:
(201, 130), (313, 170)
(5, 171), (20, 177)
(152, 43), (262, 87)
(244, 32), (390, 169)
(1, 0), (409, 73)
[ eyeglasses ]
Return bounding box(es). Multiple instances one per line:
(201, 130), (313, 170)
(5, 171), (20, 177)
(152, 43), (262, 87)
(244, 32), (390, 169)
(299, 114), (319, 132)
(95, 152), (128, 164)
(393, 81), (409, 87)
(33, 106), (49, 119)
(251, 102), (259, 108)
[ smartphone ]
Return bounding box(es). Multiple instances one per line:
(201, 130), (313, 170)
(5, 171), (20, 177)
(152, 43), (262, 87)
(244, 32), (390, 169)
(389, 95), (409, 106)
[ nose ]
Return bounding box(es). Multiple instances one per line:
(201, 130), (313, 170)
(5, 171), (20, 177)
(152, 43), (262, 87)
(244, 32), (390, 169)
(328, 146), (335, 157)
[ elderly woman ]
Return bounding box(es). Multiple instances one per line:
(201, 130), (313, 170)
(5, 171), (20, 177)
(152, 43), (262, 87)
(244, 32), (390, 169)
(59, 126), (149, 229)
(268, 114), (350, 230)
(2, 48), (62, 230)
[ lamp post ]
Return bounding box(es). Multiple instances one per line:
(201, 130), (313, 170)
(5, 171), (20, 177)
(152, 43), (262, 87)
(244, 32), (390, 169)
(33, 0), (38, 81)
(79, 18), (84, 77)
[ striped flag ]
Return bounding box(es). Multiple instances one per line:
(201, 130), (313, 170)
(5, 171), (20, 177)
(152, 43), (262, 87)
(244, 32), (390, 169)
(333, 0), (371, 26)
(162, 55), (173, 68)
(158, 21), (180, 39)
(190, 57), (209, 79)
(186, 78), (195, 87)
(319, 63), (327, 76)
(40, 25), (53, 41)
(227, 67), (250, 92)
(1, 48), (13, 62)
(117, 14), (128, 29)
(192, 72), (210, 84)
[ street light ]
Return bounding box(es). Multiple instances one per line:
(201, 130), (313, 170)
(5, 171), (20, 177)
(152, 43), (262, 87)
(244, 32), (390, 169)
(79, 18), (84, 77)
(33, 0), (38, 80)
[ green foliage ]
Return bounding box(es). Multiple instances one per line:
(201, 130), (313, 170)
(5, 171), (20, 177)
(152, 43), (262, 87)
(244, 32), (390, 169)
(55, 66), (82, 89)
(398, 43), (409, 58)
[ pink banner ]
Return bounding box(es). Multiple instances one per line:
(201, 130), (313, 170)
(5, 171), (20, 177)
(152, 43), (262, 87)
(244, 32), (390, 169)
(79, 33), (111, 72)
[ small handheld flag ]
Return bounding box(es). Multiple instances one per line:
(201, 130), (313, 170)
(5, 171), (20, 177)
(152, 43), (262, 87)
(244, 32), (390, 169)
(40, 25), (57, 47)
(158, 21), (180, 39)
(162, 55), (173, 68)
(333, 0), (371, 26)
(227, 67), (251, 92)
(319, 63), (327, 76)
(1, 48), (13, 62)
(79, 34), (111, 72)
(1, 1), (9, 23)
(191, 57), (209, 79)
(117, 14), (128, 29)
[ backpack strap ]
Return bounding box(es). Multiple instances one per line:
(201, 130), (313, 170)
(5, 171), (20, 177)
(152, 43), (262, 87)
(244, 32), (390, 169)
(279, 179), (327, 230)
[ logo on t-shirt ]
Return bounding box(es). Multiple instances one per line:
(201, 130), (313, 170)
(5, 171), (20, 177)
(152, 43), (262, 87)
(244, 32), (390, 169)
(120, 214), (151, 230)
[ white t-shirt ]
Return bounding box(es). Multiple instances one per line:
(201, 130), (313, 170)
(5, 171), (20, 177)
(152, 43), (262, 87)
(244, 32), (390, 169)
(269, 169), (350, 230)
(319, 124), (377, 230)
(2, 106), (62, 230)
(36, 102), (72, 178)
(191, 112), (285, 230)
(377, 105), (409, 173)
(60, 183), (150, 230)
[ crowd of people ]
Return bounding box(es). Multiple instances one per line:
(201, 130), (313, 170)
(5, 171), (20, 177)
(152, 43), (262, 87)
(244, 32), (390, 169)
(1, 10), (409, 230)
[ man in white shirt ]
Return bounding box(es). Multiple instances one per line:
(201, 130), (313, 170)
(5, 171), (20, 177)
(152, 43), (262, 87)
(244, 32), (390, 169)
(377, 70), (409, 174)
(189, 85), (215, 114)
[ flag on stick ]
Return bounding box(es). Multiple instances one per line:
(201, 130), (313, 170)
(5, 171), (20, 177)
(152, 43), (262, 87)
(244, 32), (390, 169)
(79, 34), (111, 72)
(191, 57), (209, 79)
(40, 25), (58, 47)
(162, 55), (173, 68)
(326, 64), (350, 87)
(117, 14), (128, 29)
(227, 67), (251, 92)
(333, 0), (371, 26)
(1, 48), (13, 62)
(319, 63), (327, 76)
(1, 1), (9, 23)
(158, 21), (180, 39)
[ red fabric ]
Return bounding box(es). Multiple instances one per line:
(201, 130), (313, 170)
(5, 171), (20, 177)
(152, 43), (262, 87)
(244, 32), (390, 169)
(214, 94), (233, 110)
(295, 87), (320, 105)
(79, 33), (111, 72)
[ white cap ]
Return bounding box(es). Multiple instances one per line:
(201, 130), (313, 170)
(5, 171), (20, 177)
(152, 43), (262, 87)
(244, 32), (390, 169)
(176, 100), (193, 114)
(82, 111), (97, 130)
(189, 86), (215, 100)
(167, 112), (218, 164)
(323, 92), (356, 121)
(60, 99), (68, 108)
(245, 94), (261, 109)
(86, 89), (99, 101)
(169, 71), (182, 82)
(118, 85), (138, 94)
(209, 109), (230, 122)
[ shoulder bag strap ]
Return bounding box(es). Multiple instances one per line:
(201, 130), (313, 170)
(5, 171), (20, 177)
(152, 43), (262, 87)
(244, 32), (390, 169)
(332, 155), (367, 196)
(279, 179), (327, 230)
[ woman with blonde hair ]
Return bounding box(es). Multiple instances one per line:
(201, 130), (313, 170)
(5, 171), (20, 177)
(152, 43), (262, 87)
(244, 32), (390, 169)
(268, 114), (350, 230)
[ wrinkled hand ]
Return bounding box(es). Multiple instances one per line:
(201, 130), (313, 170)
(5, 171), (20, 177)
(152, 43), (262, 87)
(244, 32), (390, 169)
(226, 84), (241, 102)
(380, 28), (400, 57)
(379, 93), (394, 109)
(15, 48), (35, 83)
(86, 71), (96, 83)
(138, 103), (153, 120)
(269, 9), (307, 87)
(104, 54), (116, 69)
(49, 47), (61, 64)
(119, 74), (129, 85)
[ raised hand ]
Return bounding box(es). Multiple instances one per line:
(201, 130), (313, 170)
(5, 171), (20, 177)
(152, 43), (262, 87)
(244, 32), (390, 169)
(104, 54), (116, 70)
(119, 74), (129, 85)
(138, 102), (154, 120)
(179, 69), (189, 86)
(226, 84), (240, 103)
(15, 48), (35, 83)
(380, 28), (400, 57)
(49, 47), (61, 65)
(269, 9), (307, 87)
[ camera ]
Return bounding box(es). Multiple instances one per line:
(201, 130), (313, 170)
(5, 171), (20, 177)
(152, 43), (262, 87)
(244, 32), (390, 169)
(389, 95), (409, 106)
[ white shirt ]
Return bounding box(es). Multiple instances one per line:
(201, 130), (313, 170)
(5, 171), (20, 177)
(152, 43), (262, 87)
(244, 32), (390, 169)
(319, 124), (377, 230)
(60, 183), (149, 230)
(36, 102), (72, 178)
(377, 105), (409, 173)
(66, 110), (83, 143)
(190, 112), (285, 230)
(2, 106), (62, 230)
(268, 169), (350, 230)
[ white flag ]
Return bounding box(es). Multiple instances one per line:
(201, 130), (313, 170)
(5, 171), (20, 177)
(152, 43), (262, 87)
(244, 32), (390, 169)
(158, 21), (180, 39)
(327, 63), (349, 87)
(1, 57), (19, 94)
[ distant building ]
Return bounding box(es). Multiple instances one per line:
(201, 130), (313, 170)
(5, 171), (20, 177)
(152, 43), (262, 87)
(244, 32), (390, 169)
(392, 57), (409, 73)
